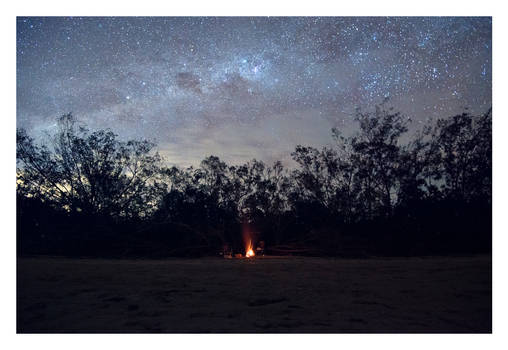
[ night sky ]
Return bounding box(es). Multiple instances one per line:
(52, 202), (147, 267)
(16, 17), (491, 167)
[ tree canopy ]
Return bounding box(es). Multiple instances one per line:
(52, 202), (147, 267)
(16, 105), (492, 257)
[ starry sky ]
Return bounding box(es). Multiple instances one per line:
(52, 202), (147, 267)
(16, 17), (491, 167)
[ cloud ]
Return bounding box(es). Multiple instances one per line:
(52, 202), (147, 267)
(175, 72), (202, 94)
(157, 108), (336, 168)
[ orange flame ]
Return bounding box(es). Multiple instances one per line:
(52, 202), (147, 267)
(245, 241), (255, 258)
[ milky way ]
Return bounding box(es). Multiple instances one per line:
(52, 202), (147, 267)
(16, 17), (492, 167)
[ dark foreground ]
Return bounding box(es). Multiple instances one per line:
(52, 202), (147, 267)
(17, 255), (491, 333)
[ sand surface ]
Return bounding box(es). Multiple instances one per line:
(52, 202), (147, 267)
(17, 255), (491, 333)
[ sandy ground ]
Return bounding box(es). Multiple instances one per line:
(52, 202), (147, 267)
(17, 255), (491, 333)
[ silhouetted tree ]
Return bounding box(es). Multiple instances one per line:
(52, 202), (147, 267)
(16, 105), (492, 258)
(17, 113), (164, 219)
(429, 109), (492, 202)
(348, 103), (409, 218)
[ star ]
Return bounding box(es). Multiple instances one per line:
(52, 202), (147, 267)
(16, 17), (491, 167)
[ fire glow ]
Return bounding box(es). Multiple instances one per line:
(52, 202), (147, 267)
(245, 241), (255, 258)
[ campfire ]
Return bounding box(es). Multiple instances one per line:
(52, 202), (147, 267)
(245, 240), (255, 258)
(242, 222), (257, 258)
(220, 240), (260, 258)
(221, 223), (264, 258)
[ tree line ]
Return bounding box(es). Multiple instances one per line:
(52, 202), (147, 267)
(16, 103), (492, 257)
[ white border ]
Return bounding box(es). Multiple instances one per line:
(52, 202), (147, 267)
(2, 1), (506, 349)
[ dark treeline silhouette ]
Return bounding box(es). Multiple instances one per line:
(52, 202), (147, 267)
(16, 103), (492, 257)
